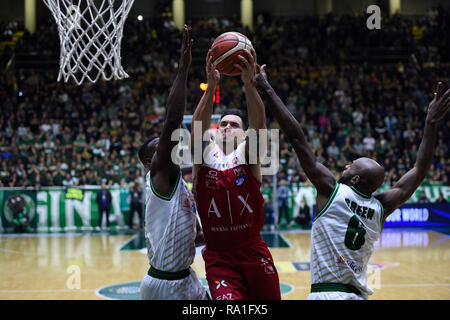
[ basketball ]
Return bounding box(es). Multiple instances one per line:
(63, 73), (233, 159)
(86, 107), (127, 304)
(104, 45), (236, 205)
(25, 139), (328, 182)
(210, 32), (253, 76)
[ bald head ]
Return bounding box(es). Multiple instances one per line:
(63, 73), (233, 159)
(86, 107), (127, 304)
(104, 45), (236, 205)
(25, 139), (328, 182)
(338, 157), (385, 195)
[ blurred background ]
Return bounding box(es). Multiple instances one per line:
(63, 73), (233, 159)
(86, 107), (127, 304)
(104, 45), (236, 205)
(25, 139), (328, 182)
(0, 0), (449, 233)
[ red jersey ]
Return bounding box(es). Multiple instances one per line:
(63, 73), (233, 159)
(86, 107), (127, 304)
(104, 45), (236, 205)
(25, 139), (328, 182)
(193, 142), (265, 251)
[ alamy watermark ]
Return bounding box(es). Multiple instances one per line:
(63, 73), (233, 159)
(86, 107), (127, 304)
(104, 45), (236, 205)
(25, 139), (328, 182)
(66, 264), (81, 290)
(367, 5), (381, 29)
(170, 122), (279, 175)
(367, 267), (382, 290)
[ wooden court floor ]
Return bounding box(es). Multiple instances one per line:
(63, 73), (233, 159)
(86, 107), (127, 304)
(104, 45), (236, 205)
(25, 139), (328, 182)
(0, 228), (449, 300)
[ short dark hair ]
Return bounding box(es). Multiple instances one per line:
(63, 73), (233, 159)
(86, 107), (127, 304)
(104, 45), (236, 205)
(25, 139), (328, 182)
(220, 109), (248, 130)
(138, 137), (158, 165)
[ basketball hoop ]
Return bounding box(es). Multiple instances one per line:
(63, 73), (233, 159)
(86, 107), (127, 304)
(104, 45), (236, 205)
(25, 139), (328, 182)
(43, 0), (135, 85)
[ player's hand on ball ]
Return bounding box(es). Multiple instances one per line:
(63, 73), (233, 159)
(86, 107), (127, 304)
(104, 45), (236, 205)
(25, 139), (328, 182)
(426, 82), (450, 123)
(180, 25), (193, 69)
(235, 49), (256, 85)
(206, 50), (220, 87)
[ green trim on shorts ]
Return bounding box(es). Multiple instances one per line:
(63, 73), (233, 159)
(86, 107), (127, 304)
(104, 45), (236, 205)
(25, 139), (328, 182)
(311, 283), (361, 295)
(147, 266), (190, 280)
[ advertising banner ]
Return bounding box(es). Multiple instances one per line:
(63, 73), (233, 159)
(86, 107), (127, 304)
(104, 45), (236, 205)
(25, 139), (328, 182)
(384, 203), (450, 227)
(275, 184), (450, 227)
(1, 190), (37, 233)
(0, 187), (132, 233)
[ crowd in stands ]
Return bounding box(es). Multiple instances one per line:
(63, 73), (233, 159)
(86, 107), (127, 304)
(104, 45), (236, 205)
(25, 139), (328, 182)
(0, 2), (449, 205)
(0, 20), (21, 42)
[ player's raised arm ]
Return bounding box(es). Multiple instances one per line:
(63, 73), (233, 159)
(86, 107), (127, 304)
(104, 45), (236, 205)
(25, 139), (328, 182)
(151, 25), (193, 177)
(235, 49), (267, 177)
(253, 65), (336, 204)
(190, 51), (220, 159)
(376, 82), (450, 217)
(236, 48), (266, 131)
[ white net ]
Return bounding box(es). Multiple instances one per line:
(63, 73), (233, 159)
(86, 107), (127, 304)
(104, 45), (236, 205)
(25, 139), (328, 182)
(43, 0), (135, 85)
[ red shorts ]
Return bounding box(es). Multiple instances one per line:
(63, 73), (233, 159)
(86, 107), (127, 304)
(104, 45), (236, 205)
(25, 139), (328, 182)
(202, 240), (281, 300)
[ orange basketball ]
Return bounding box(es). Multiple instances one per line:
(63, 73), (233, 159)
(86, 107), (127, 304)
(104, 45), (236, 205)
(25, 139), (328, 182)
(210, 32), (253, 76)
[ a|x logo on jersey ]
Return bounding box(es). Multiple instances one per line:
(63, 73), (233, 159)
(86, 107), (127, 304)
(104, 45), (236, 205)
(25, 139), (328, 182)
(215, 280), (228, 290)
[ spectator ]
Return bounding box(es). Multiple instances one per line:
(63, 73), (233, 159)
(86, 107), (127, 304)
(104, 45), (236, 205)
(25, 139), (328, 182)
(326, 141), (340, 160)
(352, 136), (365, 156)
(277, 179), (291, 229)
(417, 191), (430, 204)
(96, 183), (112, 230)
(374, 120), (387, 136)
(352, 107), (364, 126)
(436, 193), (447, 203)
(363, 132), (376, 152)
(128, 181), (143, 230)
(294, 199), (311, 229)
(384, 111), (398, 132)
(318, 111), (330, 132)
(341, 136), (356, 160)
(261, 181), (272, 202)
(263, 197), (275, 232)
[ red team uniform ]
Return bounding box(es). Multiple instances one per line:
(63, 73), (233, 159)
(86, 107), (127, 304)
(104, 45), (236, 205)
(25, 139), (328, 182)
(194, 142), (281, 300)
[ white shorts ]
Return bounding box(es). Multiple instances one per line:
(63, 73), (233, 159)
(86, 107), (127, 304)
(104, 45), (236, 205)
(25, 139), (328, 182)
(307, 292), (366, 300)
(140, 268), (208, 300)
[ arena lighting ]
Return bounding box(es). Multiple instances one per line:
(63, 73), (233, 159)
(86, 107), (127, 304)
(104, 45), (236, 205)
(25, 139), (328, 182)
(215, 85), (220, 103)
(199, 83), (220, 103)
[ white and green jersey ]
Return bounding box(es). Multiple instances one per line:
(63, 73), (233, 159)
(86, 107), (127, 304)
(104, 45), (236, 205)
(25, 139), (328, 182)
(310, 182), (385, 299)
(144, 170), (198, 272)
(141, 171), (208, 300)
